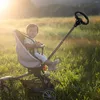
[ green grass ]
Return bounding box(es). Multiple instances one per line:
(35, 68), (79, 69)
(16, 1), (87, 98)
(0, 16), (100, 100)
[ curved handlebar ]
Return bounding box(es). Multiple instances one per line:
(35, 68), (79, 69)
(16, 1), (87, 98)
(74, 11), (89, 27)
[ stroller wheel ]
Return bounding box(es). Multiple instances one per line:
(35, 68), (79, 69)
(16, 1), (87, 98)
(42, 89), (56, 100)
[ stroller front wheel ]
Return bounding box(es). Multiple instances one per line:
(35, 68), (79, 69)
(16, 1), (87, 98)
(42, 89), (56, 100)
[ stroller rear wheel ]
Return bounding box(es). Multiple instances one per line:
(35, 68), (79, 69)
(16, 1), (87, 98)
(42, 89), (56, 100)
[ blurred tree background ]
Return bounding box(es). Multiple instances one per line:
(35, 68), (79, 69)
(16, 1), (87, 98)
(1, 0), (100, 19)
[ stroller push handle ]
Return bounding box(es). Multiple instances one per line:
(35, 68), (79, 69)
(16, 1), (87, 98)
(74, 11), (89, 27)
(48, 11), (89, 60)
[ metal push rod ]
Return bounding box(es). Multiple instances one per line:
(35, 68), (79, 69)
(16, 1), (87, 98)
(47, 11), (89, 60)
(48, 24), (75, 60)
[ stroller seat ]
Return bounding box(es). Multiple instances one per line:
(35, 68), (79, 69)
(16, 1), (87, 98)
(14, 30), (42, 69)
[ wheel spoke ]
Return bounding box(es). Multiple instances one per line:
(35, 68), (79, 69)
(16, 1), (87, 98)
(43, 89), (56, 100)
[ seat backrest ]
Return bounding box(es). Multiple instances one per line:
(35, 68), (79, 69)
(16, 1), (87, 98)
(14, 30), (25, 44)
(14, 30), (41, 68)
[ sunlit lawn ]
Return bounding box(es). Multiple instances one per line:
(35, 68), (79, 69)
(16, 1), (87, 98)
(0, 16), (100, 100)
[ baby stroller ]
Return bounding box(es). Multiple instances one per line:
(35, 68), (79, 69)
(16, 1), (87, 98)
(14, 29), (57, 100)
(0, 11), (89, 100)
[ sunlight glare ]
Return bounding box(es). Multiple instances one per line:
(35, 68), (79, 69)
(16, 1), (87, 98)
(0, 0), (9, 12)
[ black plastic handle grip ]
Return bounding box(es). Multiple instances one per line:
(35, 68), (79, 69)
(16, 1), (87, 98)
(75, 11), (89, 26)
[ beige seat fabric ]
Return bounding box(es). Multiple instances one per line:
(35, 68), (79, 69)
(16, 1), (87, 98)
(14, 30), (41, 68)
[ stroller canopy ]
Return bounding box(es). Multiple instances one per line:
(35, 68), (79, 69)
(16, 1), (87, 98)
(14, 30), (41, 68)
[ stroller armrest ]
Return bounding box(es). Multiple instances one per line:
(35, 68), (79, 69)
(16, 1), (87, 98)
(40, 44), (45, 48)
